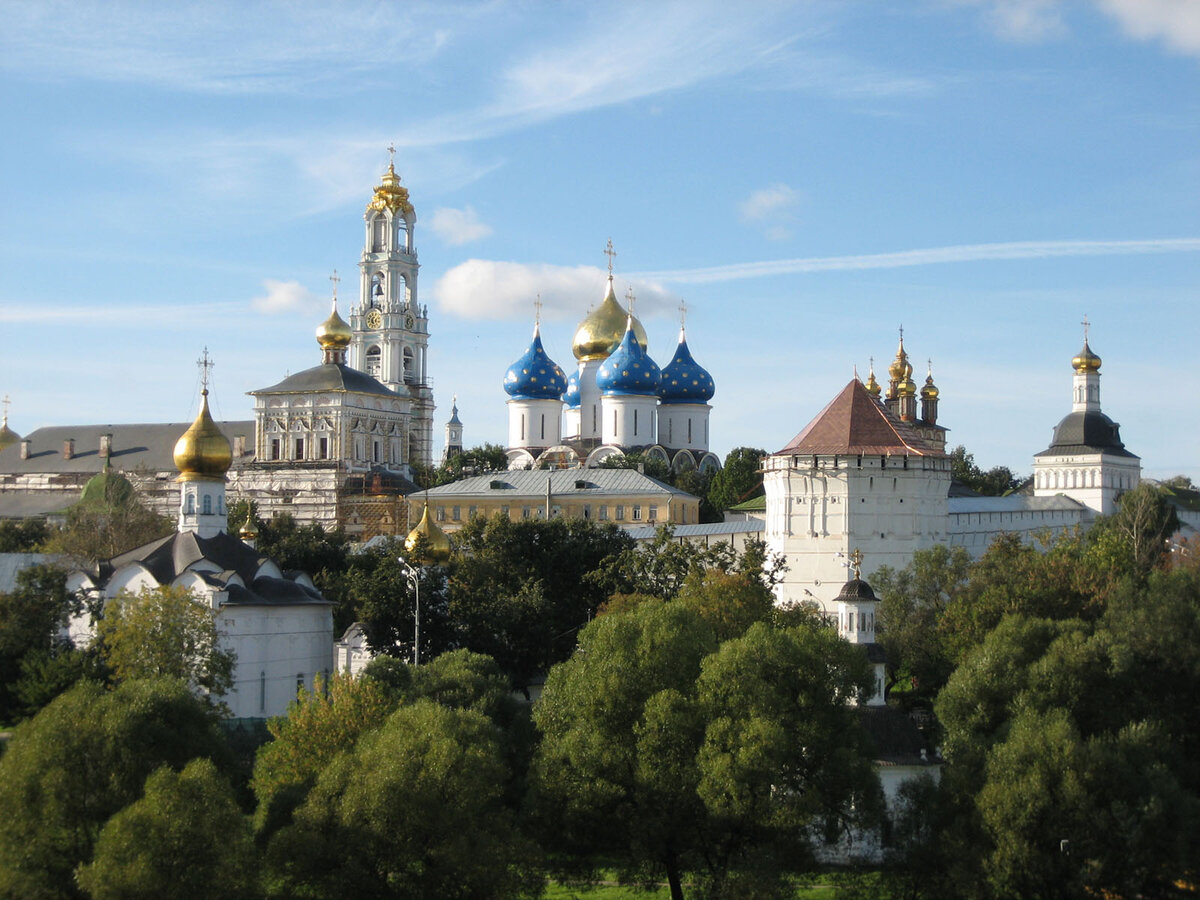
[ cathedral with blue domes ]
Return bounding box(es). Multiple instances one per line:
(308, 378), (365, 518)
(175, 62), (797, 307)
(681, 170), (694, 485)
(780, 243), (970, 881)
(503, 247), (721, 473)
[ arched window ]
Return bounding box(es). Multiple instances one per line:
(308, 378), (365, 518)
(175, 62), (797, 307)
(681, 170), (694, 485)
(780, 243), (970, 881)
(402, 347), (415, 384)
(185, 493), (195, 514)
(202, 494), (212, 515)
(372, 217), (386, 251)
(366, 345), (382, 377)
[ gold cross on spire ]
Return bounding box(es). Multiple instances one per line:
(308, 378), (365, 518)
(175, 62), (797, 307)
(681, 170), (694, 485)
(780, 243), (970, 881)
(849, 548), (863, 580)
(927, 357), (933, 375)
(1081, 314), (1090, 342)
(604, 238), (616, 276)
(534, 294), (543, 324)
(197, 348), (214, 393)
(869, 355), (875, 371)
(387, 143), (396, 167)
(625, 285), (636, 317)
(679, 300), (688, 329)
(330, 270), (340, 301)
(1, 395), (9, 424)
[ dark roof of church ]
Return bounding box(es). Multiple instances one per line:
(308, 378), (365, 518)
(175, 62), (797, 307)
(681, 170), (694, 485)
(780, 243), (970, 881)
(0, 422), (255, 474)
(99, 530), (328, 606)
(1034, 410), (1139, 459)
(776, 380), (939, 457)
(252, 363), (396, 398)
(857, 706), (937, 766)
(837, 578), (878, 602)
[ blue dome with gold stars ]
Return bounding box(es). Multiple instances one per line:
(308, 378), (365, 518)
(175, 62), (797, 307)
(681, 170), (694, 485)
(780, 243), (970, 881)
(658, 330), (715, 404)
(504, 324), (568, 400)
(596, 320), (660, 396)
(564, 370), (581, 408)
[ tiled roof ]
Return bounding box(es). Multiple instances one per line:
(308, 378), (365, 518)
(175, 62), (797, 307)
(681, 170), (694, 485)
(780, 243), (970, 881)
(776, 380), (938, 457)
(623, 520), (765, 540)
(948, 494), (1088, 515)
(251, 363), (396, 397)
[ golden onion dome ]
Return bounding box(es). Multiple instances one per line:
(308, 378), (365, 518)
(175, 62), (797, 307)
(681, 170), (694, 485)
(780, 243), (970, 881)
(572, 276), (649, 361)
(898, 376), (918, 397)
(888, 337), (909, 381)
(921, 370), (939, 399)
(367, 162), (414, 218)
(864, 368), (881, 398)
(405, 503), (452, 564)
(316, 299), (353, 350)
(1072, 341), (1101, 373)
(173, 390), (232, 481)
(238, 510), (259, 542)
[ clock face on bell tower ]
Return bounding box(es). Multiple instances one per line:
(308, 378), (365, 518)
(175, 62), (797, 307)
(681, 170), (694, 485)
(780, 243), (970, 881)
(366, 309), (383, 330)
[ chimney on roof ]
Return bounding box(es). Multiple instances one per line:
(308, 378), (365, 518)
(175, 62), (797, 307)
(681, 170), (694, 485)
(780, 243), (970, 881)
(63, 438), (75, 460)
(19, 439), (30, 460)
(99, 433), (112, 460)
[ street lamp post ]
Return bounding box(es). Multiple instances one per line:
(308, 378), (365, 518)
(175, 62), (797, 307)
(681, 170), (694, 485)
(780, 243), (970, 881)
(399, 559), (420, 666)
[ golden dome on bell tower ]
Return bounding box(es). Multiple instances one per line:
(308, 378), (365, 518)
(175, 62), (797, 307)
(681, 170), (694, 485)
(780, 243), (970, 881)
(367, 157), (414, 218)
(174, 388), (232, 482)
(1072, 341), (1101, 373)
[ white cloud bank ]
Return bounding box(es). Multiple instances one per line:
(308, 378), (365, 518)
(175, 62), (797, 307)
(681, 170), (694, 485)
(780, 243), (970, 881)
(251, 279), (320, 314)
(429, 206), (494, 246)
(1097, 0), (1200, 55)
(434, 261), (679, 321)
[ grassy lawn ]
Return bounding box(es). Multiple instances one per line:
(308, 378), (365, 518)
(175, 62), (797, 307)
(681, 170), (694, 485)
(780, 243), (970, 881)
(541, 876), (847, 898)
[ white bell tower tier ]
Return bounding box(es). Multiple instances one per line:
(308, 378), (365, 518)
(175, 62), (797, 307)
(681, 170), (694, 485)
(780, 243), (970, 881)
(1033, 326), (1140, 515)
(834, 552), (887, 707)
(173, 353), (233, 540)
(349, 149), (435, 467)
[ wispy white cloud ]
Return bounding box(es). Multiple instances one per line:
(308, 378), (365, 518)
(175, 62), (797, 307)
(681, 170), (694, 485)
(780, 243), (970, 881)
(434, 261), (679, 321)
(1096, 0), (1200, 55)
(739, 183), (802, 241)
(0, 0), (460, 94)
(633, 238), (1200, 284)
(251, 279), (321, 314)
(429, 206), (494, 246)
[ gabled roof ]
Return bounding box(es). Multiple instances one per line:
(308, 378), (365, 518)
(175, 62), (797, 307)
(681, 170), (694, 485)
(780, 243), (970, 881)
(775, 379), (939, 457)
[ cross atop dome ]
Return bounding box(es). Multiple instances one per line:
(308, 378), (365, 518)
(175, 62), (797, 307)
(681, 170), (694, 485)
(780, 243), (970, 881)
(196, 347), (214, 393)
(604, 238), (616, 276)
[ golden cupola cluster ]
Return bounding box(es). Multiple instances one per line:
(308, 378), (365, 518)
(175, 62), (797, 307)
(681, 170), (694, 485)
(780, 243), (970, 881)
(174, 390), (233, 482)
(572, 276), (649, 361)
(367, 162), (414, 218)
(405, 503), (452, 564)
(1072, 341), (1102, 373)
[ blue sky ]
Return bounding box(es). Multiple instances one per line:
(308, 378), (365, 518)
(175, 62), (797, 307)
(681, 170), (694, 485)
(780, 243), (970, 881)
(1, 0), (1197, 481)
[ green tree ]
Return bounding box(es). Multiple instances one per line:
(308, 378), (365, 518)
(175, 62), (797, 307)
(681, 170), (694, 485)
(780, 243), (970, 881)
(596, 450), (671, 481)
(265, 700), (540, 899)
(1084, 482), (1180, 582)
(675, 567), (775, 643)
(447, 516), (634, 681)
(948, 445), (1023, 496)
(871, 545), (972, 700)
(96, 586), (235, 702)
(532, 602), (880, 899)
(706, 447), (766, 513)
(344, 541), (452, 660)
(418, 442), (510, 488)
(0, 518), (50, 552)
(0, 678), (229, 899)
(0, 563), (99, 724)
(76, 758), (258, 900)
(42, 475), (172, 564)
(251, 672), (395, 832)
(935, 568), (1200, 899)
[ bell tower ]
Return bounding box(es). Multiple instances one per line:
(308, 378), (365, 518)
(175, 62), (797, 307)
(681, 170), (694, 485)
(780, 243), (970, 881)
(349, 147), (435, 467)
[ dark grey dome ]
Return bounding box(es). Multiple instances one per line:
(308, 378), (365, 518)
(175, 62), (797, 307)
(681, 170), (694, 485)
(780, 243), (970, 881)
(1036, 410), (1137, 458)
(837, 578), (877, 602)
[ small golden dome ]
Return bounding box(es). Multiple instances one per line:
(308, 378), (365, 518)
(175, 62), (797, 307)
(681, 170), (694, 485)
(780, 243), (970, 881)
(864, 368), (881, 398)
(898, 376), (917, 397)
(921, 371), (939, 399)
(238, 510), (258, 542)
(316, 299), (353, 350)
(1072, 341), (1101, 373)
(0, 416), (18, 452)
(174, 390), (232, 481)
(405, 503), (451, 564)
(367, 162), (414, 218)
(572, 276), (648, 361)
